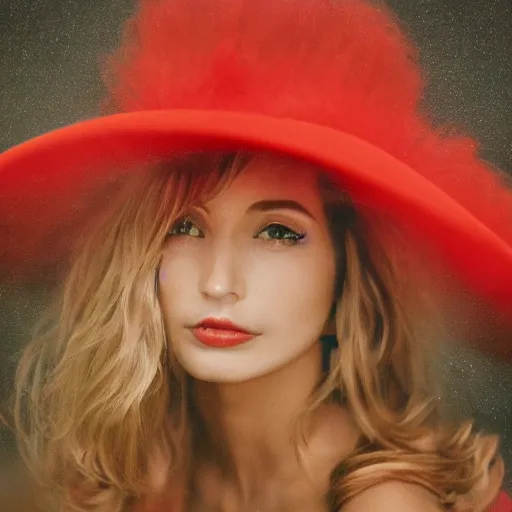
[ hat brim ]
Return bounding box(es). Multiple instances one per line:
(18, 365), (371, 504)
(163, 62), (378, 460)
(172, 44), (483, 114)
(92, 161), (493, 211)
(1, 109), (512, 318)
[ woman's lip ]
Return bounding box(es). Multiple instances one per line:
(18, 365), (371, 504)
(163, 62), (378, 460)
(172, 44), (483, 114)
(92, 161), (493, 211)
(194, 317), (253, 334)
(192, 327), (255, 348)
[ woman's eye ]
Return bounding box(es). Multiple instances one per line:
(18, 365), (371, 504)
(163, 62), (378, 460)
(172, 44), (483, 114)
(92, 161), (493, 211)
(168, 218), (203, 237)
(256, 223), (305, 244)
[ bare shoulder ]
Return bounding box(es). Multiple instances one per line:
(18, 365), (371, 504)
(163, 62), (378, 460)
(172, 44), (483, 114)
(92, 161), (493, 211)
(342, 482), (444, 512)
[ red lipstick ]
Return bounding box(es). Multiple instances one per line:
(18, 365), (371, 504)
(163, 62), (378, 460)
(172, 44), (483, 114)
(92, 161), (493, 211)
(192, 318), (256, 348)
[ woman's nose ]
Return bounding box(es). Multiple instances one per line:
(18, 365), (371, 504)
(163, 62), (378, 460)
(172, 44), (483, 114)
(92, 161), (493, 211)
(199, 240), (244, 303)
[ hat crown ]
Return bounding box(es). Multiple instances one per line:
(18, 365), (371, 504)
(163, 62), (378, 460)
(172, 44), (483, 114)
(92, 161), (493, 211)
(104, 0), (422, 141)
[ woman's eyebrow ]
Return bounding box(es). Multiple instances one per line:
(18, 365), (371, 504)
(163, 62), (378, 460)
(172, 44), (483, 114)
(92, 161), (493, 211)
(246, 199), (314, 219)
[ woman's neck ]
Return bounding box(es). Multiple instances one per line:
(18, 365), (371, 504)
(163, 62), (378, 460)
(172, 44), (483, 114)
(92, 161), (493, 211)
(191, 342), (324, 498)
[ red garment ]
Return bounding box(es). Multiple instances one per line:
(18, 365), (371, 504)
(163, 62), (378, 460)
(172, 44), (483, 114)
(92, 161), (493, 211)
(488, 492), (512, 512)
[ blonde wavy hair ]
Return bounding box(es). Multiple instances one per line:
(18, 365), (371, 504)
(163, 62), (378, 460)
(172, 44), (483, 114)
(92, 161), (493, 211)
(14, 151), (502, 512)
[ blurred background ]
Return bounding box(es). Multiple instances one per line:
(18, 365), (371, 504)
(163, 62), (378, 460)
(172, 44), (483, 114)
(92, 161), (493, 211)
(1, 0), (511, 509)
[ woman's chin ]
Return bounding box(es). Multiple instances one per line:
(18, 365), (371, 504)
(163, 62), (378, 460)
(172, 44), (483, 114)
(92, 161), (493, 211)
(173, 342), (275, 384)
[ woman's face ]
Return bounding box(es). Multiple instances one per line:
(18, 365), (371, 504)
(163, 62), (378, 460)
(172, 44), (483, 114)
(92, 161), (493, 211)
(158, 154), (337, 382)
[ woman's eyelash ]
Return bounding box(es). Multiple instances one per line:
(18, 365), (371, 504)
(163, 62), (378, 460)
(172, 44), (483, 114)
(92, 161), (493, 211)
(168, 218), (203, 237)
(256, 223), (306, 244)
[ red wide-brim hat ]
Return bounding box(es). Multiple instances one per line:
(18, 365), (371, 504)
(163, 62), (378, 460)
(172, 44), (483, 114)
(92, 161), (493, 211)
(1, 0), (512, 356)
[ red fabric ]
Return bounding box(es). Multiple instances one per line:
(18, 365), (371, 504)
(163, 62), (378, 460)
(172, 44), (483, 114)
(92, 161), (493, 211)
(488, 492), (512, 512)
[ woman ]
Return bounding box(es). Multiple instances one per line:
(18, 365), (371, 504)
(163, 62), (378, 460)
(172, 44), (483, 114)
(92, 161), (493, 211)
(2, 0), (512, 511)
